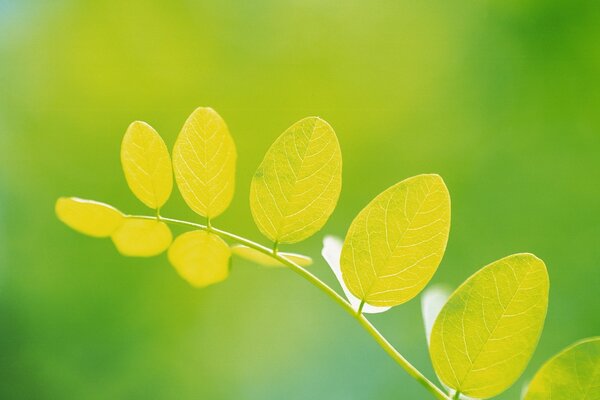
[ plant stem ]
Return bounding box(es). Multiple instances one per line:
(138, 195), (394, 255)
(129, 214), (450, 400)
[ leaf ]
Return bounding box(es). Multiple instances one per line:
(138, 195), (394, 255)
(322, 235), (390, 314)
(421, 285), (451, 345)
(172, 107), (237, 219)
(55, 197), (124, 237)
(429, 253), (549, 399)
(111, 218), (172, 257)
(168, 230), (230, 287)
(524, 337), (600, 400)
(250, 116), (342, 244)
(121, 121), (173, 209)
(231, 245), (312, 267)
(340, 174), (451, 307)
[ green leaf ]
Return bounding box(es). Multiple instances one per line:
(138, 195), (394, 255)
(250, 116), (342, 244)
(55, 197), (124, 237)
(168, 231), (230, 287)
(231, 244), (312, 267)
(121, 121), (173, 210)
(111, 218), (172, 257)
(340, 174), (450, 307)
(430, 253), (549, 399)
(524, 337), (600, 400)
(172, 107), (237, 219)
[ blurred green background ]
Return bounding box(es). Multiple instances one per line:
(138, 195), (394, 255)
(1, 0), (599, 399)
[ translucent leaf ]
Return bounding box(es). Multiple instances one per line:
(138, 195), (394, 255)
(340, 174), (451, 307)
(421, 285), (451, 345)
(231, 245), (312, 267)
(168, 230), (230, 287)
(55, 197), (124, 237)
(111, 218), (172, 257)
(121, 121), (173, 209)
(524, 337), (600, 400)
(250, 117), (342, 244)
(172, 107), (237, 219)
(430, 254), (549, 399)
(322, 236), (390, 314)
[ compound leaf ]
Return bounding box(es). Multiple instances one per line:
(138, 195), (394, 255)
(172, 107), (236, 219)
(430, 254), (549, 399)
(111, 218), (172, 257)
(121, 121), (173, 209)
(168, 230), (230, 287)
(524, 337), (600, 400)
(231, 244), (312, 267)
(250, 116), (342, 244)
(340, 174), (450, 307)
(56, 197), (124, 237)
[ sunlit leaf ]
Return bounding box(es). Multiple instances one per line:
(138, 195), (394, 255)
(524, 337), (600, 400)
(322, 235), (390, 314)
(121, 121), (173, 209)
(340, 174), (450, 307)
(231, 244), (312, 267)
(168, 230), (230, 287)
(250, 117), (342, 244)
(55, 197), (124, 237)
(172, 107), (236, 219)
(421, 285), (451, 345)
(430, 253), (549, 399)
(111, 218), (172, 257)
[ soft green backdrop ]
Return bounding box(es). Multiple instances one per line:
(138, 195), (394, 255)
(1, 1), (599, 399)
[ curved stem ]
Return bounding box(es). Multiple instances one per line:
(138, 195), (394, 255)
(129, 214), (450, 400)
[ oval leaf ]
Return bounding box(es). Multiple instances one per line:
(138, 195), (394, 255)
(340, 174), (450, 307)
(250, 116), (342, 244)
(524, 337), (600, 400)
(231, 244), (312, 267)
(111, 218), (172, 257)
(168, 230), (230, 287)
(121, 121), (173, 209)
(172, 107), (237, 218)
(430, 253), (549, 399)
(55, 197), (124, 237)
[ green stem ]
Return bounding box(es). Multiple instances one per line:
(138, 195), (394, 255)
(128, 214), (450, 400)
(452, 391), (461, 400)
(357, 299), (366, 315)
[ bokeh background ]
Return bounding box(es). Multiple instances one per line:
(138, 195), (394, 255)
(1, 1), (599, 399)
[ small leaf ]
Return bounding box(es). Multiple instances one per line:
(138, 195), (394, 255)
(524, 337), (600, 400)
(168, 230), (230, 287)
(111, 218), (172, 257)
(55, 197), (124, 237)
(430, 254), (549, 399)
(172, 107), (237, 219)
(250, 116), (342, 244)
(421, 285), (451, 345)
(121, 121), (173, 210)
(231, 245), (312, 267)
(322, 236), (390, 314)
(340, 174), (451, 307)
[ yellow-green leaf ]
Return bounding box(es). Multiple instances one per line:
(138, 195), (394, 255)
(55, 197), (124, 237)
(111, 218), (172, 257)
(430, 253), (549, 399)
(524, 337), (600, 400)
(231, 244), (313, 267)
(340, 174), (450, 307)
(172, 107), (237, 219)
(250, 116), (342, 244)
(168, 230), (230, 287)
(121, 121), (173, 209)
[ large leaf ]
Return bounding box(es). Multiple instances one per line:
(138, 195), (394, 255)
(55, 197), (124, 237)
(250, 117), (342, 244)
(111, 218), (172, 257)
(524, 337), (600, 400)
(121, 121), (173, 210)
(172, 107), (237, 219)
(340, 174), (450, 307)
(168, 230), (230, 287)
(430, 254), (549, 399)
(231, 245), (312, 267)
